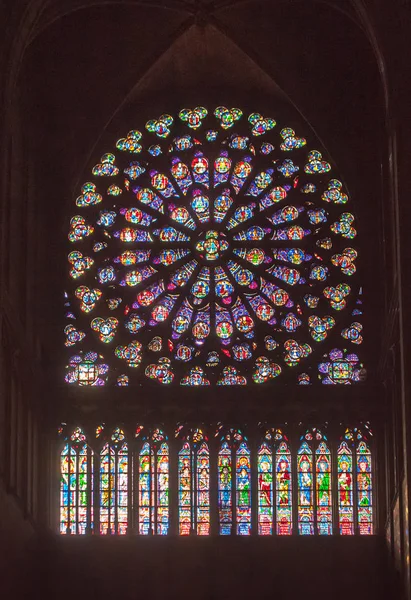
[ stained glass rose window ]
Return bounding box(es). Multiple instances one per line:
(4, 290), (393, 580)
(65, 107), (363, 386)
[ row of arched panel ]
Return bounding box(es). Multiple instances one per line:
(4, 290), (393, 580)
(59, 425), (373, 536)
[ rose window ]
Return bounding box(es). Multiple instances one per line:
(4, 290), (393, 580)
(65, 107), (364, 386)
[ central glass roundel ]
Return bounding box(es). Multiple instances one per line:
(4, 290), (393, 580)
(196, 230), (229, 261)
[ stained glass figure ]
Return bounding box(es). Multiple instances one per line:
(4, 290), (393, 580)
(197, 440), (211, 535)
(257, 429), (292, 535)
(99, 428), (128, 534)
(316, 442), (332, 535)
(60, 428), (92, 534)
(341, 425), (373, 535)
(138, 430), (169, 535)
(59, 423), (373, 536)
(298, 429), (334, 535)
(357, 440), (373, 535)
(258, 442), (273, 534)
(276, 440), (292, 535)
(297, 441), (314, 535)
(177, 428), (210, 535)
(218, 429), (251, 535)
(67, 107), (363, 385)
(337, 440), (354, 535)
(236, 442), (252, 535)
(178, 442), (191, 535)
(218, 441), (232, 535)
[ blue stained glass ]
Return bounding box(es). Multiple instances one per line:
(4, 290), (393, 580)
(236, 442), (251, 535)
(68, 106), (363, 387)
(218, 441), (232, 535)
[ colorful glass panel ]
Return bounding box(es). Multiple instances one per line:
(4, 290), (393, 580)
(67, 107), (363, 386)
(258, 443), (273, 535)
(276, 441), (292, 535)
(236, 442), (251, 535)
(139, 442), (151, 535)
(298, 441), (314, 535)
(177, 432), (210, 536)
(357, 441), (373, 534)
(316, 442), (332, 535)
(337, 441), (354, 535)
(218, 441), (232, 535)
(178, 442), (191, 535)
(138, 437), (169, 535)
(59, 423), (373, 536)
(99, 436), (128, 534)
(196, 441), (210, 535)
(60, 437), (92, 534)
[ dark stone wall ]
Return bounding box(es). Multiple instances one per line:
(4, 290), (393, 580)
(27, 535), (394, 600)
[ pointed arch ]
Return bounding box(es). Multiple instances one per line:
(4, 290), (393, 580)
(99, 428), (128, 534)
(315, 441), (332, 535)
(297, 440), (314, 535)
(257, 428), (292, 535)
(337, 440), (354, 535)
(298, 428), (334, 535)
(218, 440), (233, 535)
(178, 441), (191, 535)
(177, 428), (210, 535)
(138, 429), (169, 535)
(276, 440), (292, 535)
(236, 441), (251, 535)
(340, 425), (374, 535)
(298, 429), (333, 535)
(217, 428), (251, 535)
(196, 440), (211, 535)
(138, 441), (152, 534)
(357, 440), (373, 534)
(257, 441), (273, 535)
(60, 427), (93, 534)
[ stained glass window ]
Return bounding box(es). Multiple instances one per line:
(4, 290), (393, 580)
(65, 106), (364, 386)
(297, 440), (314, 535)
(316, 441), (332, 535)
(257, 441), (273, 534)
(257, 428), (292, 535)
(276, 439), (293, 535)
(357, 440), (373, 534)
(337, 440), (354, 535)
(341, 425), (373, 535)
(178, 441), (191, 535)
(99, 428), (128, 534)
(138, 428), (169, 535)
(236, 441), (251, 535)
(58, 422), (374, 536)
(218, 428), (251, 535)
(60, 427), (92, 534)
(177, 428), (210, 535)
(298, 428), (333, 535)
(218, 441), (232, 534)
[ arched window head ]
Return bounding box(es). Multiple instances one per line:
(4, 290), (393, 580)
(176, 426), (210, 535)
(137, 428), (169, 535)
(297, 428), (332, 535)
(65, 107), (364, 387)
(337, 439), (354, 535)
(316, 441), (332, 535)
(258, 428), (292, 535)
(217, 427), (251, 535)
(340, 424), (374, 535)
(59, 427), (93, 535)
(99, 427), (128, 535)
